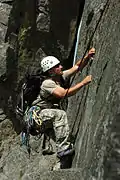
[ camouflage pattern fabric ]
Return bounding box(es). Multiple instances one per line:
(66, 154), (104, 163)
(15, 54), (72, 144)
(24, 106), (71, 153)
(39, 108), (71, 153)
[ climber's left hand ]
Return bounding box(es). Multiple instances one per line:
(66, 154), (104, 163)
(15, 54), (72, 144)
(88, 48), (95, 59)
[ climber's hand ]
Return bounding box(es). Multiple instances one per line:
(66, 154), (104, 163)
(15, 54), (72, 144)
(82, 75), (92, 85)
(88, 48), (95, 59)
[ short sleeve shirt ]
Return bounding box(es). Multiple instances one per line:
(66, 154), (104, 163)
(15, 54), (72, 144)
(32, 72), (68, 109)
(41, 79), (59, 96)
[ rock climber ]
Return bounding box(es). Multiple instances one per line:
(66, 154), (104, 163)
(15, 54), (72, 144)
(32, 47), (95, 169)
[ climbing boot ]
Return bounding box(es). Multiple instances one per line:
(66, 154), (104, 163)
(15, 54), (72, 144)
(57, 148), (75, 169)
(57, 148), (75, 158)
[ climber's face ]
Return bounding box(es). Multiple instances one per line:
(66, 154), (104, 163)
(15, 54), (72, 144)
(49, 64), (63, 75)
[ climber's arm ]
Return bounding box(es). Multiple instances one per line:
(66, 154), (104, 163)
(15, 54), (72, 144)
(52, 75), (92, 98)
(63, 48), (95, 77)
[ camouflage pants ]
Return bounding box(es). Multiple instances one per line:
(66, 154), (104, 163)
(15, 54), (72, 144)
(40, 109), (71, 153)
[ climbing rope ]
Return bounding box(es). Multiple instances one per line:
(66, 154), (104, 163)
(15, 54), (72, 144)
(73, 17), (83, 66)
(32, 110), (42, 126)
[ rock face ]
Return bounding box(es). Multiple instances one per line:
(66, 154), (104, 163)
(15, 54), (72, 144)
(0, 0), (120, 179)
(0, 1), (10, 76)
(68, 0), (120, 179)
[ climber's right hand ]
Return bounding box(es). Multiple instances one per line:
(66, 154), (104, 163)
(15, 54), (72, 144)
(82, 75), (92, 85)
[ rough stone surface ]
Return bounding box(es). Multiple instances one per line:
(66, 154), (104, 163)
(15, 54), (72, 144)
(68, 0), (120, 179)
(0, 0), (120, 179)
(0, 1), (11, 76)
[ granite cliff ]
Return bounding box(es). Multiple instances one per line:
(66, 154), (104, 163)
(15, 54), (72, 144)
(0, 0), (120, 179)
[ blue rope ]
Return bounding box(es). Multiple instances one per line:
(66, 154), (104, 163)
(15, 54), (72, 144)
(73, 18), (83, 66)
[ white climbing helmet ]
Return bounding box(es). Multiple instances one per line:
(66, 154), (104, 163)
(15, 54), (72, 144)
(41, 56), (60, 72)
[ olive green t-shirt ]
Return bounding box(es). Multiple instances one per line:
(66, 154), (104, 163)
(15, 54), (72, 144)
(32, 72), (69, 109)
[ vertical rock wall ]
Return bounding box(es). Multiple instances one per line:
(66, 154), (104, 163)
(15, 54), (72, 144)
(1, 0), (120, 179)
(67, 0), (120, 179)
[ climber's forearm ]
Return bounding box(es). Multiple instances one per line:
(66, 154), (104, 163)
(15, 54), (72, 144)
(63, 56), (90, 77)
(52, 75), (92, 98)
(52, 82), (85, 98)
(63, 65), (79, 77)
(76, 47), (95, 71)
(76, 55), (90, 71)
(66, 81), (86, 96)
(63, 48), (95, 78)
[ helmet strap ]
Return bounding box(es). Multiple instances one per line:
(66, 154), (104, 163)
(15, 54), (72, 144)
(49, 73), (56, 77)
